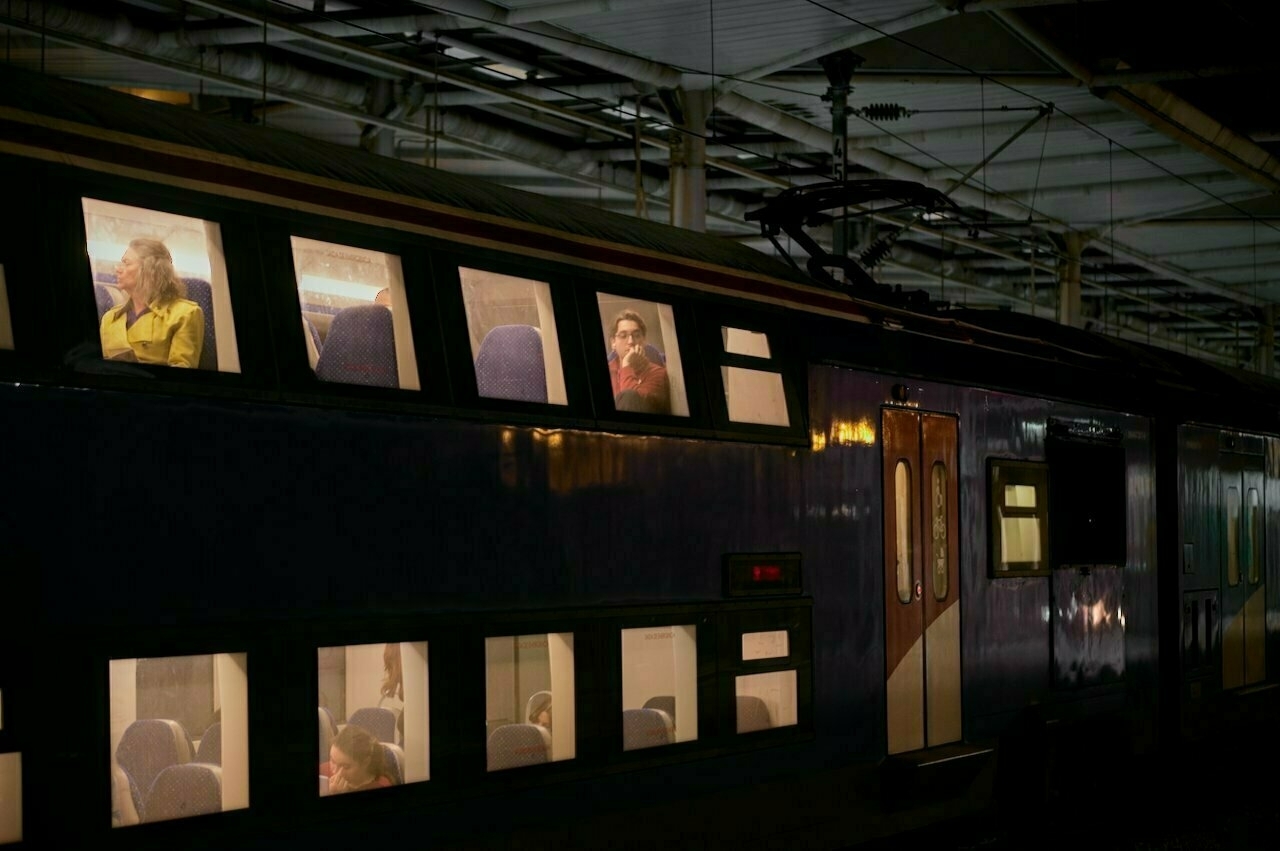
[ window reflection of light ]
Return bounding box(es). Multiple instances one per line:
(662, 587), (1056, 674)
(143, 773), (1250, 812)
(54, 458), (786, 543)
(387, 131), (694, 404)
(829, 418), (876, 446)
(501, 429), (514, 448)
(1041, 605), (1050, 624)
(811, 430), (827, 451)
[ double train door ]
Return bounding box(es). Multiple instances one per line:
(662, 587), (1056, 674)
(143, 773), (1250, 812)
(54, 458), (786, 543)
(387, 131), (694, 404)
(1221, 455), (1266, 689)
(881, 408), (961, 754)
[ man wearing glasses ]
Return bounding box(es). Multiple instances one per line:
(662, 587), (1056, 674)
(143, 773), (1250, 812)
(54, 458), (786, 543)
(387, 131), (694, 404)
(608, 309), (671, 414)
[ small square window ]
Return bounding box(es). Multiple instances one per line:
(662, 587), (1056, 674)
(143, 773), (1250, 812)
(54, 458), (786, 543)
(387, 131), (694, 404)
(735, 671), (797, 733)
(109, 653), (248, 827)
(741, 630), (789, 661)
(722, 327), (772, 358)
(318, 642), (429, 796)
(989, 458), (1049, 576)
(485, 633), (574, 770)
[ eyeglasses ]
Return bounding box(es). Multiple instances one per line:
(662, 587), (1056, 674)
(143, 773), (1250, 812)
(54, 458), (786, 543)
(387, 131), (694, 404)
(614, 331), (645, 341)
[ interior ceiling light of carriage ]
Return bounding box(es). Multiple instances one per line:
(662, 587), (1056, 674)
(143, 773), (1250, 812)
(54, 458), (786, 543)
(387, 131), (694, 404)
(2, 0), (1278, 374)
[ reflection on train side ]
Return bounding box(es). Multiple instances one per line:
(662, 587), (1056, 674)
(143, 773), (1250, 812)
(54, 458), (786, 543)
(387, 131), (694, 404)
(291, 237), (420, 390)
(0, 264), (13, 351)
(109, 653), (248, 827)
(621, 626), (697, 751)
(461, 267), (568, 405)
(82, 199), (241, 372)
(318, 642), (429, 796)
(735, 671), (797, 733)
(485, 633), (575, 770)
(0, 752), (19, 844)
(596, 292), (687, 416)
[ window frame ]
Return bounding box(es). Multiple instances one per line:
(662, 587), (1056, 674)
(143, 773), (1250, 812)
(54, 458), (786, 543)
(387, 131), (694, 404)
(988, 457), (1050, 577)
(573, 278), (711, 432)
(611, 613), (714, 759)
(694, 305), (807, 445)
(432, 248), (594, 422)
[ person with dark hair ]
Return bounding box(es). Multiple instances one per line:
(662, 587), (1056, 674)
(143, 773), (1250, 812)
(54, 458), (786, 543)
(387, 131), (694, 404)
(321, 725), (393, 795)
(99, 238), (204, 367)
(608, 309), (670, 414)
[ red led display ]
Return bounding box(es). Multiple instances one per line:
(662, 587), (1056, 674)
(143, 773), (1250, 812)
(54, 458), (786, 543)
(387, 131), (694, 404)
(752, 565), (783, 582)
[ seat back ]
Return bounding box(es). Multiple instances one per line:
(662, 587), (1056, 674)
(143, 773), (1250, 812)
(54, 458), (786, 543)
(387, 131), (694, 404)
(474, 324), (547, 403)
(641, 695), (676, 729)
(115, 719), (193, 800)
(622, 708), (673, 751)
(314, 304), (398, 387)
(144, 763), (222, 823)
(180, 278), (218, 371)
(347, 706), (398, 744)
(486, 723), (550, 771)
(111, 763), (144, 827)
(381, 742), (406, 785)
(94, 283), (122, 322)
(736, 695), (773, 733)
(195, 721), (221, 765)
(302, 315), (323, 369)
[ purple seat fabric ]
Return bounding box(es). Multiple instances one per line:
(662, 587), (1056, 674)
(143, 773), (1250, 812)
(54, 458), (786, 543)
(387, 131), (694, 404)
(195, 721), (221, 765)
(622, 708), (673, 751)
(315, 305), (399, 388)
(347, 706), (398, 744)
(180, 277), (218, 371)
(735, 695), (773, 733)
(486, 723), (550, 771)
(474, 324), (547, 403)
(642, 695), (676, 729)
(144, 763), (222, 823)
(115, 719), (193, 800)
(94, 283), (118, 321)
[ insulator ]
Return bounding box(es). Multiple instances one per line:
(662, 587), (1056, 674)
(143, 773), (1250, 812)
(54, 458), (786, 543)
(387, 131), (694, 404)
(858, 103), (913, 121)
(860, 232), (900, 268)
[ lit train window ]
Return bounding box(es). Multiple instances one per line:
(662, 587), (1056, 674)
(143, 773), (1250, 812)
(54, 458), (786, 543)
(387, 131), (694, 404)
(931, 462), (948, 600)
(461, 267), (567, 404)
(620, 626), (697, 750)
(597, 293), (688, 416)
(109, 653), (248, 827)
(735, 671), (797, 733)
(82, 199), (241, 371)
(988, 459), (1049, 576)
(317, 642), (429, 795)
(721, 327), (788, 426)
(291, 237), (420, 390)
(485, 633), (575, 770)
(1226, 486), (1240, 587)
(894, 460), (913, 604)
(0, 752), (18, 844)
(1246, 488), (1260, 584)
(0, 265), (13, 350)
(741, 630), (789, 661)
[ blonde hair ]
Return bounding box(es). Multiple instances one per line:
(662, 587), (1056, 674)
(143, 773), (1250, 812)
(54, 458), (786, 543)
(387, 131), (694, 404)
(128, 238), (186, 305)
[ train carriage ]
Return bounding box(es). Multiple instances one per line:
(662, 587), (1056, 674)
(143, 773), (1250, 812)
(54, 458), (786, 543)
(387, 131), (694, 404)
(0, 65), (1277, 850)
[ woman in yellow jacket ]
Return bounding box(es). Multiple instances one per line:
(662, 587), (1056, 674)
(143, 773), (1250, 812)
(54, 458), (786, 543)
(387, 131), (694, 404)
(99, 238), (204, 368)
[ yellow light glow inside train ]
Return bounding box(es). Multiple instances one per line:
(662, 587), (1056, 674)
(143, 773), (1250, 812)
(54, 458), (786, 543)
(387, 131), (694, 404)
(298, 275), (382, 302)
(810, 430), (827, 451)
(86, 240), (212, 280)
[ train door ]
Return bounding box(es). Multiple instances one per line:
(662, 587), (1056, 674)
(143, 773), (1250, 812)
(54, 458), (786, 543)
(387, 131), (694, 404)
(881, 408), (961, 754)
(1221, 455), (1266, 689)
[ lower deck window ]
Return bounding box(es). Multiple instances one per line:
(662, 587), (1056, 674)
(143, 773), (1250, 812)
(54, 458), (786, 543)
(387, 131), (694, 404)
(0, 752), (19, 844)
(735, 671), (797, 733)
(109, 653), (248, 826)
(621, 625), (697, 750)
(485, 633), (575, 770)
(318, 642), (429, 795)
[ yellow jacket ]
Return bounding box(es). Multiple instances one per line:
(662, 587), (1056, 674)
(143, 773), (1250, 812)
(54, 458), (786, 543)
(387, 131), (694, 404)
(100, 298), (205, 368)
